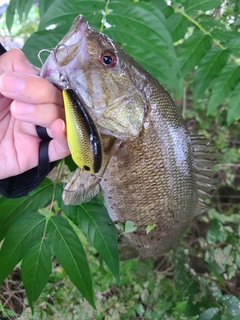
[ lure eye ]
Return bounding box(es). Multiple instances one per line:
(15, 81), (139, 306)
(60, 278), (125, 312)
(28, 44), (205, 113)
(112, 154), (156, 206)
(100, 51), (117, 67)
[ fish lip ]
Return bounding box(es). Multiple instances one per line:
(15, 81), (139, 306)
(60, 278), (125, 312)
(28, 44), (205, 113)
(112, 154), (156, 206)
(39, 14), (88, 83)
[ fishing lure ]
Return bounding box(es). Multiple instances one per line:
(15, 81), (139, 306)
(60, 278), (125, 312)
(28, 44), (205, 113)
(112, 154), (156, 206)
(62, 88), (102, 174)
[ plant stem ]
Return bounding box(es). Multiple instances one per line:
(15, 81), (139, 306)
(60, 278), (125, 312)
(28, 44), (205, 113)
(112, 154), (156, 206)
(100, 0), (111, 32)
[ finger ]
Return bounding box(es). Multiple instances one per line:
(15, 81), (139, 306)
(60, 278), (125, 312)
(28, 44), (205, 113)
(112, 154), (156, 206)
(48, 119), (70, 162)
(10, 100), (65, 128)
(0, 48), (38, 75)
(0, 72), (62, 105)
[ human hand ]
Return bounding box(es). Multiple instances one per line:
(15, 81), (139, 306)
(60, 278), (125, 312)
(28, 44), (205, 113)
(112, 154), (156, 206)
(0, 49), (69, 179)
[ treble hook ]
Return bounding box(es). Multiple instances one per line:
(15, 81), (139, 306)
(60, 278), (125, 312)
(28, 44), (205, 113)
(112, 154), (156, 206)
(38, 49), (52, 66)
(38, 44), (70, 89)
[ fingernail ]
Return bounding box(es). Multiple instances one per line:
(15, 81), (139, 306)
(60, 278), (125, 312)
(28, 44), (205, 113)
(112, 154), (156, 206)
(61, 120), (66, 133)
(0, 73), (25, 93)
(11, 100), (34, 114)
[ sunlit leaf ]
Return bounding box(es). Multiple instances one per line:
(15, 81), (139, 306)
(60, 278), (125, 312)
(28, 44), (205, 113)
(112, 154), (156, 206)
(0, 178), (53, 241)
(0, 213), (46, 285)
(56, 186), (120, 283)
(21, 239), (52, 310)
(146, 223), (156, 234)
(46, 215), (95, 308)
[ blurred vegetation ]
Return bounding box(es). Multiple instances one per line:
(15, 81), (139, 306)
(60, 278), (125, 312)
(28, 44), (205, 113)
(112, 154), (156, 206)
(0, 0), (240, 319)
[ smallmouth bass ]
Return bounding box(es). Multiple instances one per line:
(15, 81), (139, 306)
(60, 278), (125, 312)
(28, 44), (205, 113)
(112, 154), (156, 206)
(40, 15), (215, 258)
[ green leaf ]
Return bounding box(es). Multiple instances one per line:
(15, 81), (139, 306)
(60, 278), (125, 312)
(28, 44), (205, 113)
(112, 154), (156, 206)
(0, 213), (46, 285)
(5, 0), (18, 31)
(207, 64), (240, 115)
(223, 296), (240, 319)
(46, 215), (95, 308)
(198, 307), (220, 320)
(227, 82), (240, 125)
(178, 30), (212, 76)
(150, 0), (174, 19)
(185, 0), (222, 16)
(0, 178), (53, 241)
(124, 220), (137, 233)
(38, 0), (104, 31)
(227, 38), (240, 56)
(38, 0), (55, 17)
(166, 12), (188, 42)
(56, 186), (120, 283)
(21, 239), (52, 310)
(146, 223), (156, 234)
(17, 0), (34, 21)
(193, 47), (230, 100)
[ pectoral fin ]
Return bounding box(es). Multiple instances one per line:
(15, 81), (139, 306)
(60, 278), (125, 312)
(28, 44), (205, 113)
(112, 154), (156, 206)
(63, 169), (100, 205)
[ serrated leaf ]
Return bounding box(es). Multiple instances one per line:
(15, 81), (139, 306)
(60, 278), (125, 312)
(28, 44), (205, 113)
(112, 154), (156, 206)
(193, 47), (230, 100)
(211, 29), (240, 42)
(0, 213), (46, 285)
(185, 0), (222, 16)
(227, 82), (240, 125)
(207, 64), (240, 115)
(23, 0), (181, 96)
(0, 178), (53, 241)
(178, 30), (212, 76)
(46, 215), (95, 308)
(21, 239), (52, 310)
(227, 38), (240, 56)
(166, 12), (188, 42)
(198, 307), (220, 320)
(56, 186), (120, 283)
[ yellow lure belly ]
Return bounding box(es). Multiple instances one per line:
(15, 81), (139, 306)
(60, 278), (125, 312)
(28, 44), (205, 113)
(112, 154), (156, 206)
(62, 88), (102, 174)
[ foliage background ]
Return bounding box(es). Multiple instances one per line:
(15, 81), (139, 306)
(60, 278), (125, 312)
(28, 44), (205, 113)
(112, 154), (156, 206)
(0, 0), (240, 319)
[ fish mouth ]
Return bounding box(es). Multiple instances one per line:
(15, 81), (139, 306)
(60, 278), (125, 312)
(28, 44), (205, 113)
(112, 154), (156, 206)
(39, 14), (89, 87)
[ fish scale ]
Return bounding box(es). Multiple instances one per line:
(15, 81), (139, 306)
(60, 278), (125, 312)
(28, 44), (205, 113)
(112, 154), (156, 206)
(40, 14), (216, 259)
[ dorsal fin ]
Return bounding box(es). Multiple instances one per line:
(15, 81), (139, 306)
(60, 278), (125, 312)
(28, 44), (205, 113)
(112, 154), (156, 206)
(191, 135), (218, 215)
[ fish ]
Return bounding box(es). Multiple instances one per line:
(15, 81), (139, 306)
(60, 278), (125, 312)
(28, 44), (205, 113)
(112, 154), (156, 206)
(40, 15), (216, 259)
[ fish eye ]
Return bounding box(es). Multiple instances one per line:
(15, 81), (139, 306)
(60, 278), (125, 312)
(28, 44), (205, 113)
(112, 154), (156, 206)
(100, 51), (117, 67)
